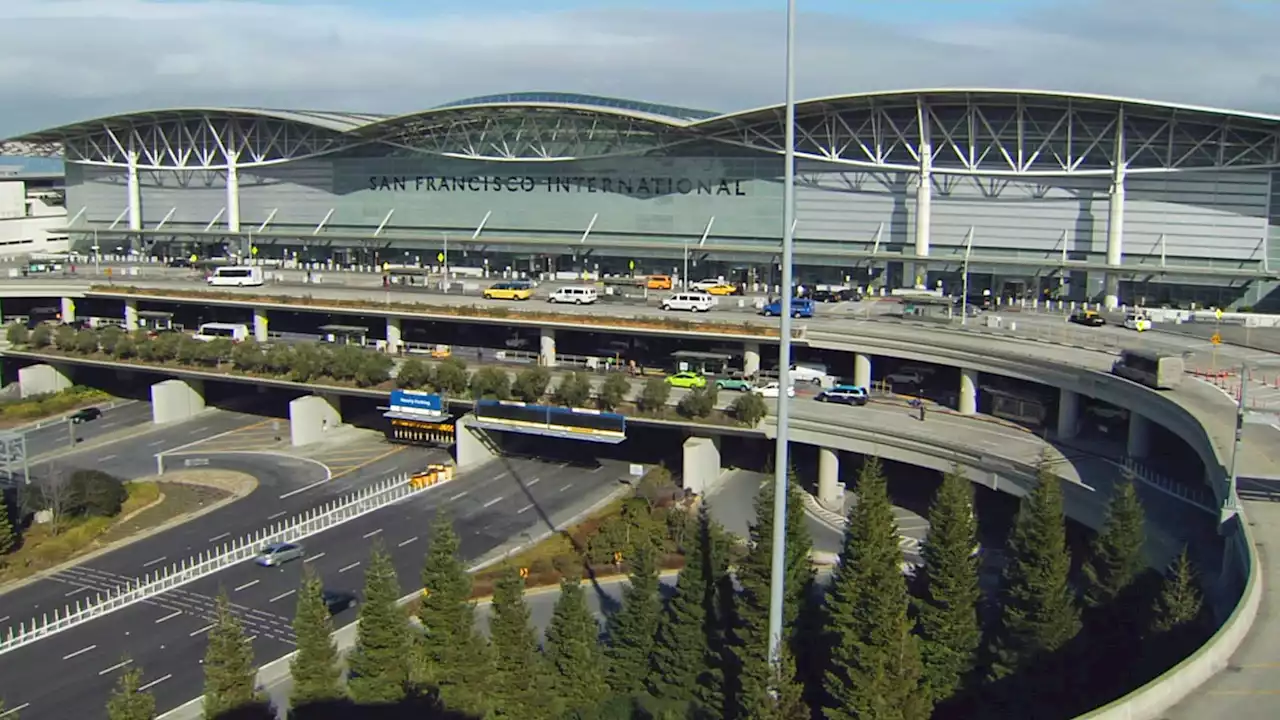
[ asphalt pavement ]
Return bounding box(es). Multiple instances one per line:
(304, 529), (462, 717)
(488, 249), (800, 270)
(15, 400), (155, 460)
(0, 455), (629, 720)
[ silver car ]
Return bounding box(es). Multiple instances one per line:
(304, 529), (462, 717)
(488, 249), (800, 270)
(255, 542), (303, 567)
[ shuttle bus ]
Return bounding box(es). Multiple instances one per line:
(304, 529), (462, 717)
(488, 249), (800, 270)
(1111, 349), (1184, 390)
(193, 322), (249, 342)
(207, 266), (264, 287)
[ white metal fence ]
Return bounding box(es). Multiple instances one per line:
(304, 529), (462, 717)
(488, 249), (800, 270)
(1123, 457), (1216, 513)
(0, 469), (453, 656)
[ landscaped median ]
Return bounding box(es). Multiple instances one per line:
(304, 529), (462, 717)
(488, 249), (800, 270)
(89, 285), (798, 339)
(0, 386), (111, 429)
(2, 324), (771, 428)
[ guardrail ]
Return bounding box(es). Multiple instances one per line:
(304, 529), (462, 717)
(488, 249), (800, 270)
(1122, 457), (1216, 512)
(0, 468), (452, 656)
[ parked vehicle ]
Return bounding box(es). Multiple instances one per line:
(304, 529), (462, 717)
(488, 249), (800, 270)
(208, 266), (264, 287)
(547, 286), (598, 304)
(194, 322), (249, 342)
(816, 385), (869, 405)
(646, 275), (673, 290)
(690, 279), (725, 291)
(483, 281), (535, 300)
(255, 542), (304, 567)
(1123, 312), (1152, 332)
(715, 375), (754, 392)
(883, 369), (926, 386)
(69, 407), (103, 424)
(753, 381), (796, 399)
(1069, 310), (1106, 327)
(811, 287), (860, 302)
(661, 292), (715, 312)
(704, 284), (739, 296)
(666, 371), (708, 389)
(788, 362), (830, 386)
(762, 298), (814, 318)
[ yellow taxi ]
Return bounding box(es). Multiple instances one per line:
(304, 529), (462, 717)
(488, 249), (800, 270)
(483, 281), (535, 300)
(704, 283), (739, 296)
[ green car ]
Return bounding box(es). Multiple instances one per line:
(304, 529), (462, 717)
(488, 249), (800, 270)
(715, 376), (753, 392)
(666, 371), (708, 389)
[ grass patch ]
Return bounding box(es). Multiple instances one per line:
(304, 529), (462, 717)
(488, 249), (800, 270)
(0, 386), (111, 428)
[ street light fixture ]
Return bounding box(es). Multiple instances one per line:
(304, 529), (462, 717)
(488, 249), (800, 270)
(767, 0), (798, 675)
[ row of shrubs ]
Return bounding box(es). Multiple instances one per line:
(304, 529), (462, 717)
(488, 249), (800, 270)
(5, 323), (770, 425)
(0, 386), (109, 423)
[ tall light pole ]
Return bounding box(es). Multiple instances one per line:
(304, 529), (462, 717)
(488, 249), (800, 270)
(767, 0), (798, 675)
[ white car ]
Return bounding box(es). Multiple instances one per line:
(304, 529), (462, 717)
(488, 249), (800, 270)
(689, 279), (724, 291)
(884, 370), (925, 386)
(1123, 313), (1152, 332)
(752, 382), (796, 398)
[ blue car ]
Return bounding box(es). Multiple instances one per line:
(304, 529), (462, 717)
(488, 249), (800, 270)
(762, 298), (814, 318)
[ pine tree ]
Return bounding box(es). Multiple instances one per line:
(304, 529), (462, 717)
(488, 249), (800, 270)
(733, 467), (815, 716)
(415, 510), (491, 715)
(1151, 548), (1203, 634)
(488, 566), (557, 719)
(543, 574), (609, 716)
(289, 567), (343, 709)
(107, 663), (157, 720)
(988, 459), (1081, 681)
(915, 464), (982, 705)
(605, 545), (663, 697)
(0, 493), (15, 555)
(762, 646), (810, 720)
(1082, 476), (1147, 608)
(650, 508), (727, 711)
(202, 592), (263, 719)
(822, 456), (930, 720)
(347, 543), (411, 705)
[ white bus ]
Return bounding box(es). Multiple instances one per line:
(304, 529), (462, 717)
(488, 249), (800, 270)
(1112, 349), (1184, 390)
(208, 266), (264, 287)
(194, 322), (249, 342)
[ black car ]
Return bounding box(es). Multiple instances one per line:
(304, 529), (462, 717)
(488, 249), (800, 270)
(322, 590), (358, 615)
(69, 407), (102, 424)
(1069, 311), (1107, 327)
(811, 288), (860, 303)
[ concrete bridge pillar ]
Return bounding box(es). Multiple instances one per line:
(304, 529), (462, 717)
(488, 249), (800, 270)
(124, 299), (139, 332)
(252, 307), (269, 343)
(682, 436), (722, 495)
(817, 446), (842, 511)
(854, 353), (872, 389)
(1057, 388), (1080, 440)
(742, 342), (761, 377)
(455, 415), (499, 471)
(958, 368), (978, 416)
(386, 317), (403, 354)
(1128, 412), (1151, 459)
(539, 327), (557, 367)
(18, 364), (72, 398)
(151, 378), (205, 424)
(289, 395), (341, 446)
(60, 297), (76, 325)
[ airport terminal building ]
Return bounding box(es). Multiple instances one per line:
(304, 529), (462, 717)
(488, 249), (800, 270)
(4, 89), (1280, 309)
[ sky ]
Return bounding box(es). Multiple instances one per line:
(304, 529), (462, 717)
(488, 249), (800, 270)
(0, 0), (1278, 137)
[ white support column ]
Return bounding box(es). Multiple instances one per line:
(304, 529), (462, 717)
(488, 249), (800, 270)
(59, 297), (76, 325)
(1104, 107), (1125, 310)
(854, 352), (872, 389)
(252, 307), (268, 343)
(225, 160), (241, 234)
(124, 299), (139, 332)
(539, 327), (557, 367)
(1057, 388), (1079, 439)
(913, 97), (932, 288)
(126, 151), (142, 232)
(958, 368), (978, 415)
(1127, 411), (1150, 459)
(817, 447), (841, 511)
(742, 341), (761, 377)
(386, 317), (403, 354)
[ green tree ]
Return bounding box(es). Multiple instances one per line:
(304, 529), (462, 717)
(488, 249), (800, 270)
(988, 459), (1081, 681)
(112, 335), (136, 360)
(552, 371), (593, 408)
(676, 385), (717, 419)
(106, 663), (157, 720)
(1151, 548), (1203, 634)
(230, 339), (266, 372)
(488, 567), (557, 719)
(764, 647), (809, 720)
(29, 323), (52, 348)
(605, 546), (663, 697)
(4, 322), (28, 346)
(543, 574), (609, 716)
(512, 366), (552, 402)
(355, 352), (394, 386)
(1082, 477), (1147, 608)
(730, 392), (769, 426)
(0, 493), (15, 554)
(202, 592), (263, 719)
(54, 324), (77, 351)
(822, 456), (930, 720)
(98, 325), (123, 355)
(396, 357), (433, 389)
(289, 567), (344, 709)
(734, 466), (814, 716)
(415, 510), (490, 716)
(432, 357), (470, 395)
(637, 377), (671, 413)
(651, 508), (731, 715)
(347, 543), (411, 705)
(915, 464), (982, 705)
(470, 366), (512, 400)
(73, 329), (99, 354)
(599, 372), (631, 411)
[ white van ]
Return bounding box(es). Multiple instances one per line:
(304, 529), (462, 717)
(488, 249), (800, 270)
(661, 292), (715, 313)
(547, 286), (598, 305)
(788, 361), (831, 386)
(208, 266), (264, 287)
(194, 322), (249, 342)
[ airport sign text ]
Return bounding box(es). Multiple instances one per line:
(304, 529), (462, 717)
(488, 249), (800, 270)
(368, 175), (748, 197)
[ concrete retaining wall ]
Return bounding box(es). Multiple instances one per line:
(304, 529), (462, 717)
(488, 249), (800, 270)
(681, 436), (721, 495)
(150, 379), (205, 424)
(16, 363), (71, 398)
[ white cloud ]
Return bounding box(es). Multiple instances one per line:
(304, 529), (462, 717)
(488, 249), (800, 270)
(0, 0), (1277, 135)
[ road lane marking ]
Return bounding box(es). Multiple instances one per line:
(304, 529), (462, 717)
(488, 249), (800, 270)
(267, 511), (287, 520)
(142, 556), (167, 568)
(98, 659), (133, 675)
(154, 610), (183, 624)
(62, 644), (97, 660)
(147, 439), (166, 447)
(279, 477), (329, 500)
(137, 674), (172, 692)
(64, 586), (88, 597)
(525, 477), (541, 486)
(304, 552), (326, 563)
(482, 496), (504, 509)
(592, 466), (604, 473)
(234, 580), (260, 592)
(270, 590), (296, 603)
(559, 484), (573, 493)
(246, 635), (258, 643)
(99, 454), (117, 461)
(449, 491), (468, 501)
(362, 529), (382, 539)
(338, 562), (360, 574)
(397, 536), (418, 547)
(0, 703), (29, 717)
(517, 504), (534, 514)
(208, 532), (231, 542)
(0, 615), (9, 623)
(189, 624), (215, 636)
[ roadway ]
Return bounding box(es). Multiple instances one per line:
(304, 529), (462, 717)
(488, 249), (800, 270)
(9, 400), (154, 461)
(0, 455), (629, 720)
